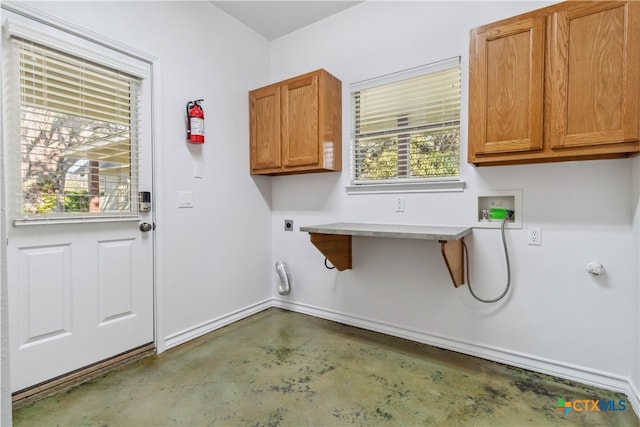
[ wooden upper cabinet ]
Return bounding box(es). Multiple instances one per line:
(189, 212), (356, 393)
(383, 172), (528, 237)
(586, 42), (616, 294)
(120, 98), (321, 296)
(250, 85), (281, 171)
(249, 69), (342, 175)
(468, 15), (545, 157)
(549, 2), (640, 149)
(281, 74), (319, 168)
(468, 1), (640, 166)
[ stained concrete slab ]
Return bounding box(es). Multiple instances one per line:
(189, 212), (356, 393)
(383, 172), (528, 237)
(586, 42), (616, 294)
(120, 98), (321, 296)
(13, 308), (640, 426)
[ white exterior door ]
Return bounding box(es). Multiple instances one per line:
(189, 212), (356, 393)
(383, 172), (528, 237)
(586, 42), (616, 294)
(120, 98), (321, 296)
(8, 220), (154, 392)
(3, 11), (155, 393)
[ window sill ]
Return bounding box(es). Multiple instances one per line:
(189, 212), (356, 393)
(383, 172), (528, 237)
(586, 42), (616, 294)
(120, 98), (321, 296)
(346, 179), (465, 195)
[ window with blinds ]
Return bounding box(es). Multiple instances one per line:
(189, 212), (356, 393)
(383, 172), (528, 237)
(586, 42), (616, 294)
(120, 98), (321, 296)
(351, 57), (461, 185)
(13, 38), (140, 217)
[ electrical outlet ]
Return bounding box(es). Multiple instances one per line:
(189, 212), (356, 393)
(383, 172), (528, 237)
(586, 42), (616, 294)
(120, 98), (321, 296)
(177, 191), (193, 208)
(395, 197), (405, 212)
(528, 226), (542, 246)
(284, 219), (294, 231)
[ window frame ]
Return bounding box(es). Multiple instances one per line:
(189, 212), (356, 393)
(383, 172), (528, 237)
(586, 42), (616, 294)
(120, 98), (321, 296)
(347, 57), (465, 195)
(3, 12), (149, 224)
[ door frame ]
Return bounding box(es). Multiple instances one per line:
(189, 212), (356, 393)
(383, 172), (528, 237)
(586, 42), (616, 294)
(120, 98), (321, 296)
(0, 12), (10, 424)
(0, 1), (166, 416)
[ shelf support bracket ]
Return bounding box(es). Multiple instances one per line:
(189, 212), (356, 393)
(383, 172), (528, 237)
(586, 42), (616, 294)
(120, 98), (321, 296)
(305, 230), (466, 288)
(440, 239), (465, 287)
(309, 233), (352, 271)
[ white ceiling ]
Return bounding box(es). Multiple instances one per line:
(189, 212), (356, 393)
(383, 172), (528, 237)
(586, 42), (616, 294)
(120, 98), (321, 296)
(211, 1), (362, 40)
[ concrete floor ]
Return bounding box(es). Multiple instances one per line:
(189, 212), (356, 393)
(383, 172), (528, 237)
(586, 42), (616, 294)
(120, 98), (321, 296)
(13, 308), (639, 426)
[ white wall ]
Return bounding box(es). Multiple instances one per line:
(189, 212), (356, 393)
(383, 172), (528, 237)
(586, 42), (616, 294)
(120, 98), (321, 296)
(20, 1), (274, 347)
(270, 0), (640, 404)
(632, 155), (640, 406)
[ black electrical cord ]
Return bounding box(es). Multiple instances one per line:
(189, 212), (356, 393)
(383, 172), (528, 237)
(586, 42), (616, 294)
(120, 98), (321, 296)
(463, 216), (511, 303)
(324, 258), (336, 270)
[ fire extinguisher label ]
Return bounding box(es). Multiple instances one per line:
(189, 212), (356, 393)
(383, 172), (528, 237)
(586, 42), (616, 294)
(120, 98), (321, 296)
(190, 117), (205, 136)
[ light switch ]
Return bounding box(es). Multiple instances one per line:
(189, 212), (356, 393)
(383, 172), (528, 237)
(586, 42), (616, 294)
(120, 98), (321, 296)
(194, 162), (203, 178)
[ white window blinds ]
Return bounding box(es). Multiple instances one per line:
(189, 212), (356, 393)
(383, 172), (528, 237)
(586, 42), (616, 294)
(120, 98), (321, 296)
(13, 38), (141, 217)
(351, 57), (461, 184)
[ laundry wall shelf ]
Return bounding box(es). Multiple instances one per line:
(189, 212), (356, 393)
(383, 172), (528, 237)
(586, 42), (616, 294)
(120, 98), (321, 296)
(299, 222), (472, 287)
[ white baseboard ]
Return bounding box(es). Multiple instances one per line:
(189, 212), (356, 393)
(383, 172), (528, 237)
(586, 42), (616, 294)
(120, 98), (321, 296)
(163, 299), (272, 350)
(273, 298), (638, 418)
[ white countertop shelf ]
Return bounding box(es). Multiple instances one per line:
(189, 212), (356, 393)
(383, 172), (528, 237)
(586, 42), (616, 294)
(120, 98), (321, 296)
(299, 222), (471, 241)
(299, 222), (471, 287)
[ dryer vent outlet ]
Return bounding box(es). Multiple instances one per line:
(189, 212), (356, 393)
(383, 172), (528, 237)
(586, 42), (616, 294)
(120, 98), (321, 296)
(275, 261), (291, 295)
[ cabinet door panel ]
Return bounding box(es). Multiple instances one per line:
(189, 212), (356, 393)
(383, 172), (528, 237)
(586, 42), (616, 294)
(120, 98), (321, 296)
(469, 16), (545, 158)
(550, 2), (640, 148)
(250, 86), (281, 171)
(282, 75), (319, 167)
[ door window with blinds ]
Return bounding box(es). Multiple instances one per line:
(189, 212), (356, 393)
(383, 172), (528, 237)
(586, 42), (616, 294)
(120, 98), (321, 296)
(8, 37), (140, 219)
(351, 57), (461, 186)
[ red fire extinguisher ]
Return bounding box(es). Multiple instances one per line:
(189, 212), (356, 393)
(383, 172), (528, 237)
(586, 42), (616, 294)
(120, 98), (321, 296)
(186, 99), (205, 144)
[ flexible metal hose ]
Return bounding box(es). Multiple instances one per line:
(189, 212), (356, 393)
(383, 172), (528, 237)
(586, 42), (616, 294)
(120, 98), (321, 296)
(463, 216), (511, 303)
